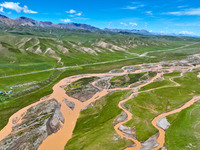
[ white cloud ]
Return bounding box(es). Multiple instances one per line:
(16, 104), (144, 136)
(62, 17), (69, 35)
(0, 2), (37, 14)
(129, 22), (138, 27)
(179, 31), (194, 35)
(178, 5), (187, 8)
(124, 6), (138, 10)
(67, 10), (83, 18)
(0, 7), (3, 13)
(76, 12), (82, 16)
(60, 18), (71, 23)
(23, 5), (37, 14)
(167, 12), (181, 15)
(120, 22), (128, 26)
(107, 22), (112, 28)
(123, 2), (144, 10)
(146, 11), (152, 15)
(0, 2), (21, 13)
(69, 12), (82, 17)
(66, 9), (76, 14)
(166, 8), (200, 16)
(65, 10), (87, 21)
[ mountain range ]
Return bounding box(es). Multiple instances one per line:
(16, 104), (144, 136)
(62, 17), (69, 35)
(0, 14), (152, 35)
(104, 28), (151, 35)
(0, 14), (198, 37)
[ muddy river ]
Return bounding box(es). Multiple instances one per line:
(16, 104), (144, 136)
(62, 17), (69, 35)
(0, 61), (199, 150)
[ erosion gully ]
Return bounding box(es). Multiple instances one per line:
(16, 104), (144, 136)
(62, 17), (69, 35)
(0, 61), (200, 150)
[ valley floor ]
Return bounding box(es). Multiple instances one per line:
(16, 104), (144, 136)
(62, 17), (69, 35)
(1, 54), (200, 150)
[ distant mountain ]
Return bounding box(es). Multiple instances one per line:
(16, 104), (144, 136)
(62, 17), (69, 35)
(0, 14), (198, 37)
(0, 14), (101, 31)
(39, 21), (54, 27)
(15, 17), (57, 27)
(15, 16), (40, 26)
(0, 14), (156, 35)
(104, 28), (152, 35)
(58, 23), (100, 31)
(151, 32), (200, 37)
(0, 14), (21, 25)
(0, 14), (8, 19)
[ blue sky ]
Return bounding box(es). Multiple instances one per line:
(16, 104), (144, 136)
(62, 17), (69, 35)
(0, 0), (200, 35)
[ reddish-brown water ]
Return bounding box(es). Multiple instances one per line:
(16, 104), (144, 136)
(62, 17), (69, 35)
(0, 62), (199, 150)
(151, 96), (200, 150)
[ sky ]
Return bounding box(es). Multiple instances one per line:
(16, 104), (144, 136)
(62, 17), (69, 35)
(0, 0), (200, 35)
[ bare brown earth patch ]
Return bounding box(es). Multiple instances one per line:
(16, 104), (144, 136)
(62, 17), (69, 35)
(0, 99), (64, 150)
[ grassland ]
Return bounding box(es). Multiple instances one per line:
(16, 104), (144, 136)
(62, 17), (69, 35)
(0, 71), (55, 91)
(164, 71), (181, 78)
(166, 102), (200, 150)
(125, 71), (200, 141)
(65, 91), (134, 150)
(139, 79), (175, 91)
(0, 70), (56, 101)
(67, 77), (97, 89)
(0, 39), (200, 130)
(110, 72), (146, 87)
(0, 57), (149, 130)
(64, 70), (200, 149)
(0, 26), (200, 149)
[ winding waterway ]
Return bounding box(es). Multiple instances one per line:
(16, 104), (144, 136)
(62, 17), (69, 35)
(151, 96), (200, 150)
(0, 60), (200, 150)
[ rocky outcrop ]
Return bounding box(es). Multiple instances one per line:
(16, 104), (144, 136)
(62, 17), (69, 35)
(66, 84), (100, 102)
(118, 125), (136, 139)
(157, 117), (171, 130)
(113, 112), (128, 126)
(139, 133), (159, 150)
(46, 102), (65, 135)
(63, 98), (75, 110)
(0, 99), (64, 150)
(95, 78), (111, 89)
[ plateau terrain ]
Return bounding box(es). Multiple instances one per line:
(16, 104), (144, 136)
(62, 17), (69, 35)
(0, 13), (200, 150)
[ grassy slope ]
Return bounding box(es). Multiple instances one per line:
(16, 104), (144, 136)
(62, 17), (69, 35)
(0, 56), (56, 77)
(125, 71), (200, 141)
(166, 102), (200, 150)
(140, 79), (175, 91)
(0, 26), (199, 148)
(0, 70), (56, 101)
(0, 28), (198, 89)
(164, 72), (181, 78)
(0, 57), (147, 130)
(65, 91), (133, 150)
(0, 71), (55, 91)
(110, 72), (146, 87)
(67, 77), (97, 89)
(0, 44), (199, 130)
